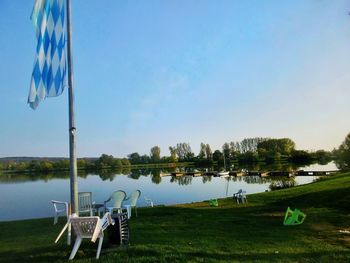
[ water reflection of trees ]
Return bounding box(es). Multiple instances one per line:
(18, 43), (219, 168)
(170, 176), (193, 186)
(0, 166), (302, 187)
(232, 163), (300, 172)
(233, 175), (296, 186)
(242, 176), (268, 184)
(227, 174), (296, 191)
(128, 170), (142, 180)
(98, 169), (117, 181)
(269, 177), (296, 191)
(151, 175), (162, 184)
(202, 176), (212, 184)
(0, 172), (70, 183)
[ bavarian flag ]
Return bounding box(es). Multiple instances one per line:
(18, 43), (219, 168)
(28, 0), (67, 109)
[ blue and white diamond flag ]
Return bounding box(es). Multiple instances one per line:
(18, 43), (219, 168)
(28, 0), (67, 109)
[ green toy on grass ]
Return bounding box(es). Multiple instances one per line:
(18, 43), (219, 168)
(209, 199), (218, 207)
(283, 207), (306, 226)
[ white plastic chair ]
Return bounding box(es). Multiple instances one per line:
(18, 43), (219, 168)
(55, 212), (114, 260)
(78, 192), (93, 216)
(145, 197), (154, 207)
(104, 190), (126, 214)
(51, 200), (69, 225)
(52, 200), (71, 245)
(233, 189), (248, 204)
(122, 190), (141, 219)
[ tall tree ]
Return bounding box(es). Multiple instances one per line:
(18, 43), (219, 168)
(205, 144), (212, 160)
(150, 146), (161, 162)
(128, 152), (141, 164)
(222, 143), (230, 159)
(336, 132), (350, 169)
(140, 155), (150, 164)
(213, 150), (223, 162)
(229, 142), (239, 158)
(257, 138), (295, 156)
(169, 146), (177, 162)
(198, 143), (206, 159)
(176, 143), (193, 161)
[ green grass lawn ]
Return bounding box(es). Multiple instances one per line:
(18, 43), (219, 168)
(0, 173), (349, 262)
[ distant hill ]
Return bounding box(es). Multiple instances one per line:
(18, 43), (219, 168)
(0, 157), (98, 163)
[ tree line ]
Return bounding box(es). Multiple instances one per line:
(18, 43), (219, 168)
(1, 132), (350, 173)
(126, 137), (336, 167)
(0, 154), (131, 173)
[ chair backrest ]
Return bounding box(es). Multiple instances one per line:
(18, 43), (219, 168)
(78, 192), (93, 213)
(71, 216), (99, 239)
(52, 200), (67, 212)
(109, 190), (127, 208)
(100, 212), (114, 231)
(129, 190), (141, 207)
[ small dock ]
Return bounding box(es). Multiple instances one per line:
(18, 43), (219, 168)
(268, 171), (294, 177)
(246, 171), (262, 176)
(295, 170), (338, 176)
(167, 170), (338, 178)
(229, 171), (246, 176)
(171, 172), (185, 177)
(203, 171), (216, 176)
(185, 171), (202, 176)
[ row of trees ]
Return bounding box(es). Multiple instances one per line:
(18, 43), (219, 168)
(0, 154), (131, 173)
(126, 137), (335, 166)
(3, 133), (349, 172)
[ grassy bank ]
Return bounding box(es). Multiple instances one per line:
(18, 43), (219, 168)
(0, 173), (349, 262)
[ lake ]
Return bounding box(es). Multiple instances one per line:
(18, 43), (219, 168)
(0, 162), (338, 222)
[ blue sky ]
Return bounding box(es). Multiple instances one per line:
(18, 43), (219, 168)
(1, 0), (350, 158)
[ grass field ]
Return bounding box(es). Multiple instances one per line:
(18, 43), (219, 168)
(0, 173), (349, 262)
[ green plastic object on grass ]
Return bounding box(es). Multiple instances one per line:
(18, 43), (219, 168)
(209, 199), (218, 207)
(283, 207), (306, 226)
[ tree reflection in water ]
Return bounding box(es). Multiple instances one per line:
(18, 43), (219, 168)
(0, 167), (303, 189)
(170, 175), (193, 186)
(98, 169), (117, 181)
(269, 177), (296, 190)
(151, 169), (162, 184)
(0, 172), (70, 183)
(202, 176), (212, 184)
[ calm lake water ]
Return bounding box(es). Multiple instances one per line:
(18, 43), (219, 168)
(0, 162), (338, 222)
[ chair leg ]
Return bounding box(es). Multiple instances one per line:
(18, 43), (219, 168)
(124, 206), (131, 219)
(67, 222), (71, 246)
(54, 213), (58, 225)
(96, 236), (103, 259)
(69, 237), (82, 260)
(135, 206), (138, 217)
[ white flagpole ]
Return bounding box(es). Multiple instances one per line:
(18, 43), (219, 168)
(66, 0), (78, 215)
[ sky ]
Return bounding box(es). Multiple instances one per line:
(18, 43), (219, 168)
(0, 0), (350, 158)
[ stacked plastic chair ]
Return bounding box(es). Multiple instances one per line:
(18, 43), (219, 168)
(108, 212), (130, 246)
(104, 190), (127, 214)
(122, 190), (141, 218)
